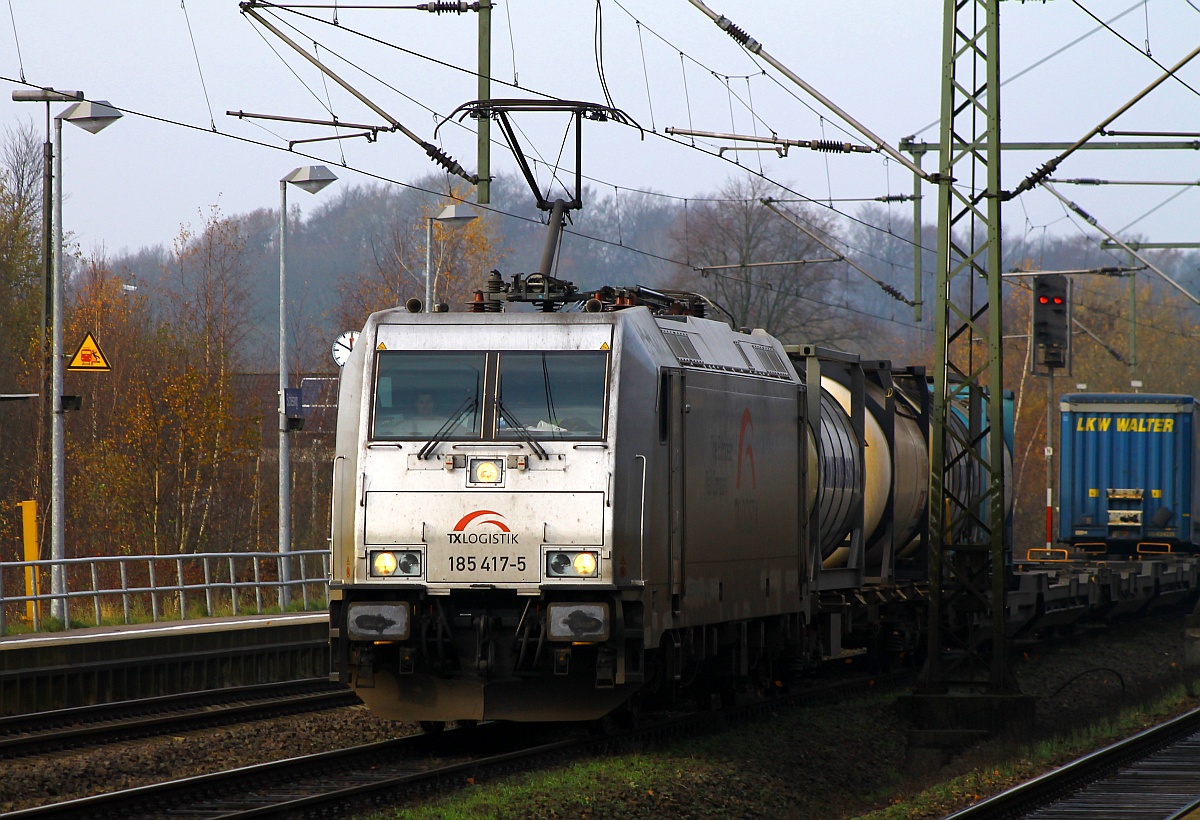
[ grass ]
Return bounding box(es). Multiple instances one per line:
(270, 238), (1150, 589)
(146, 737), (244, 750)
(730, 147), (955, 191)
(364, 683), (1200, 820)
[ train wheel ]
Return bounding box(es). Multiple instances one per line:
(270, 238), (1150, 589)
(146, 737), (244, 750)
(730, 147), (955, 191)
(419, 720), (446, 734)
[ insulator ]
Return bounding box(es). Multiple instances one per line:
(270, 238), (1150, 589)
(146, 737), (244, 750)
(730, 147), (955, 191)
(716, 15), (761, 53)
(810, 140), (853, 153)
(424, 144), (478, 183)
(423, 1), (472, 13)
(468, 291), (487, 313)
(880, 284), (907, 302)
(485, 269), (507, 294)
(877, 194), (910, 203)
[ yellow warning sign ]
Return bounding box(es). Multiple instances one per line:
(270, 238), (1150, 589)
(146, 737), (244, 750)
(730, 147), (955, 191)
(377, 342), (387, 350)
(67, 333), (111, 372)
(600, 342), (610, 350)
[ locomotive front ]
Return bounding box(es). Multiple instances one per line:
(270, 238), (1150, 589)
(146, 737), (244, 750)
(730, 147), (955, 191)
(329, 309), (645, 723)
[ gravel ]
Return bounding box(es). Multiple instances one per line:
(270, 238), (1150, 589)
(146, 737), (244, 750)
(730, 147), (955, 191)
(1, 613), (1196, 817)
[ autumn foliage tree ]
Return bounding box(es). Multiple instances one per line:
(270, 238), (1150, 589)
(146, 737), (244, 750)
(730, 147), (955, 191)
(668, 176), (849, 346)
(334, 184), (502, 329)
(64, 208), (264, 559)
(0, 123), (45, 560)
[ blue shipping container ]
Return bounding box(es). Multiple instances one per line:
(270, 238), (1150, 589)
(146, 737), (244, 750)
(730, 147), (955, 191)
(1059, 394), (1200, 549)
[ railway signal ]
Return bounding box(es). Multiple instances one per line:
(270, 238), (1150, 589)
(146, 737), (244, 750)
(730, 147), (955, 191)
(1033, 274), (1070, 369)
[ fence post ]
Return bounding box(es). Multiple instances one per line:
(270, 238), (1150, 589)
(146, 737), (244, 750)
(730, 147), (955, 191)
(228, 556), (238, 615)
(120, 561), (130, 624)
(90, 562), (100, 626)
(253, 558), (263, 614)
(176, 557), (185, 620)
(203, 557), (213, 617)
(149, 560), (159, 622)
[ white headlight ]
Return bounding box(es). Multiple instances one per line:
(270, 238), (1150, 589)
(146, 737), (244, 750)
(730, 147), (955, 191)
(370, 550), (421, 577)
(546, 551), (599, 578)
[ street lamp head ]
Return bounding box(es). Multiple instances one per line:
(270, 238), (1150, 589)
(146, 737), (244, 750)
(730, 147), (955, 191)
(435, 203), (479, 226)
(12, 88), (83, 103)
(283, 165), (338, 194)
(58, 100), (122, 134)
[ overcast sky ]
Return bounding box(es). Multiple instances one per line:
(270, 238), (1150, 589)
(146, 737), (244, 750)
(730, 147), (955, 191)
(2, 1), (1198, 264)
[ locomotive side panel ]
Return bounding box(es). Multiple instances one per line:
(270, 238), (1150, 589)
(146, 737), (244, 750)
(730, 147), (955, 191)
(676, 371), (802, 626)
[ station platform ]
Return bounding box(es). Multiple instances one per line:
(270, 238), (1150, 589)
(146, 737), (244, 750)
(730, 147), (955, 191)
(0, 612), (329, 715)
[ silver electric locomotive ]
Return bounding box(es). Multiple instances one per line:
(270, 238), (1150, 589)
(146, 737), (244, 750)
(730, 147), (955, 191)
(329, 279), (933, 725)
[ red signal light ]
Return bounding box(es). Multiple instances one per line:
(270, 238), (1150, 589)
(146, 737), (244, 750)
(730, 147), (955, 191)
(1052, 296), (1064, 305)
(1038, 296), (1050, 304)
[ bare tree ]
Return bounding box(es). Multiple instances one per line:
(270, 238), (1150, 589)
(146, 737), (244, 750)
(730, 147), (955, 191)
(669, 176), (849, 345)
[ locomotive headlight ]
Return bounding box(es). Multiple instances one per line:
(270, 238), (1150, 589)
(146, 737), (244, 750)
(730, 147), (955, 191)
(372, 551), (398, 576)
(546, 550), (599, 578)
(370, 550), (422, 577)
(548, 552), (571, 575)
(572, 552), (597, 576)
(469, 458), (503, 484)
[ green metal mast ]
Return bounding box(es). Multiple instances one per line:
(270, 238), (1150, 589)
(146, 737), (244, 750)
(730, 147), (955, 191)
(476, 0), (491, 205)
(923, 0), (1013, 696)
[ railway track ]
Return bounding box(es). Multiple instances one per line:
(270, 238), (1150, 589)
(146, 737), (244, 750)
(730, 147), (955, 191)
(0, 679), (358, 759)
(4, 670), (902, 819)
(947, 705), (1200, 819)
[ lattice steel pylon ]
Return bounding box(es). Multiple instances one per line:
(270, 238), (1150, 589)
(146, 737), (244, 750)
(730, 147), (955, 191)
(920, 0), (1014, 697)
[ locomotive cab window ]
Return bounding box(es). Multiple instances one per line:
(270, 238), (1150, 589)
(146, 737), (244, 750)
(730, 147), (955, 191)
(372, 351), (485, 440)
(496, 351), (608, 440)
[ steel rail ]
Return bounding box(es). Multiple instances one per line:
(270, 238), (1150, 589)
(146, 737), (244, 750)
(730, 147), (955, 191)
(946, 705), (1200, 819)
(5, 670), (906, 818)
(0, 680), (355, 760)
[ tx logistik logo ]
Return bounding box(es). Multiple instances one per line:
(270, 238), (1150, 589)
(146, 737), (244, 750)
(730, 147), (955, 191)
(737, 408), (756, 490)
(450, 509), (520, 544)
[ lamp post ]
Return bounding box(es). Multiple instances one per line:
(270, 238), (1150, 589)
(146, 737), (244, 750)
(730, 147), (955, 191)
(48, 98), (122, 623)
(279, 165), (336, 609)
(11, 89), (83, 623)
(10, 89), (82, 403)
(424, 204), (478, 312)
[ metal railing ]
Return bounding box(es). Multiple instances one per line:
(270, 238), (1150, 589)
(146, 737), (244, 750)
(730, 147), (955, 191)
(0, 550), (330, 636)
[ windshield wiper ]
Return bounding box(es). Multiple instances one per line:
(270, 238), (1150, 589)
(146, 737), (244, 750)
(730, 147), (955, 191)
(494, 398), (549, 460)
(418, 396), (477, 460)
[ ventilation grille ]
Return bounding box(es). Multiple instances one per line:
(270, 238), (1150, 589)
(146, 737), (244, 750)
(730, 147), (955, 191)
(750, 344), (787, 375)
(662, 330), (703, 364)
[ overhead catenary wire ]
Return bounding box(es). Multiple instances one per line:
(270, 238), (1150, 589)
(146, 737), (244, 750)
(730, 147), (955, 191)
(6, 0), (24, 82)
(683, 0), (930, 181)
(1009, 41), (1200, 199)
(1071, 0), (1200, 99)
(181, 0), (218, 130)
(247, 0), (943, 265)
(1040, 180), (1200, 307)
(906, 0), (1150, 138)
(241, 4), (477, 182)
(763, 199), (916, 307)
